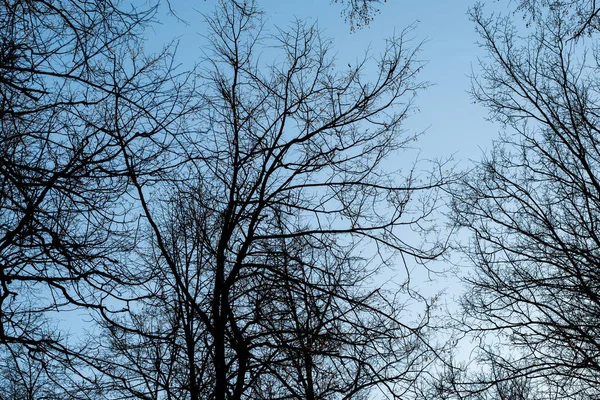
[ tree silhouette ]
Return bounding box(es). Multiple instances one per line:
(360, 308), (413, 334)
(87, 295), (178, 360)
(0, 0), (196, 396)
(92, 2), (450, 399)
(447, 2), (600, 398)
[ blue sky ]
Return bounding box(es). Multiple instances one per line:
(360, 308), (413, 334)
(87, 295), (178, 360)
(145, 0), (504, 163)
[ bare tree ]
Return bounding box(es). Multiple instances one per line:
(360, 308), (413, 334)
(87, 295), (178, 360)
(0, 0), (196, 396)
(93, 1), (451, 399)
(447, 2), (600, 399)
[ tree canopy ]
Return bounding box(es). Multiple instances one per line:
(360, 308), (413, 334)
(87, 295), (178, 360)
(3, 0), (600, 399)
